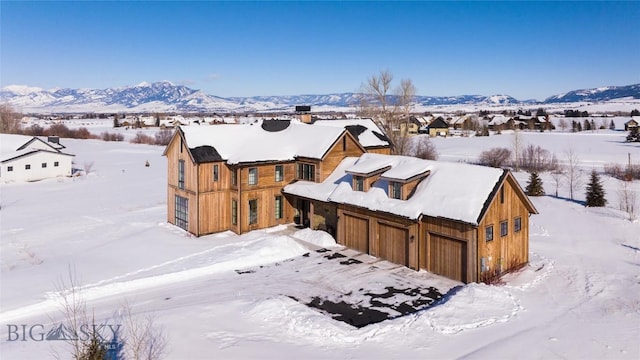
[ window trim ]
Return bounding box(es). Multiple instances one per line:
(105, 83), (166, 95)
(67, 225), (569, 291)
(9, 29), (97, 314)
(500, 220), (508, 237)
(485, 225), (494, 242)
(296, 162), (315, 182)
(275, 195), (283, 219)
(354, 175), (364, 191)
(248, 167), (258, 186)
(514, 217), (522, 233)
(390, 181), (402, 199)
(231, 199), (238, 225)
(248, 199), (258, 225)
(178, 159), (185, 189)
(174, 195), (188, 230)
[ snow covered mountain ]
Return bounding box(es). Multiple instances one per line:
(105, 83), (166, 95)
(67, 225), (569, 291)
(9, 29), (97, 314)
(1, 81), (638, 113)
(543, 84), (640, 103)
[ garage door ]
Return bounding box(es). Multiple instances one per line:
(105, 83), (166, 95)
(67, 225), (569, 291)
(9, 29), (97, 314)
(344, 214), (369, 253)
(377, 223), (409, 266)
(429, 234), (467, 282)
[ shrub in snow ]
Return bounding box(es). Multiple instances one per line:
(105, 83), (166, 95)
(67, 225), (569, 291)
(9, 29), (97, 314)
(585, 170), (607, 207)
(525, 172), (545, 196)
(409, 136), (438, 160)
(478, 147), (511, 168)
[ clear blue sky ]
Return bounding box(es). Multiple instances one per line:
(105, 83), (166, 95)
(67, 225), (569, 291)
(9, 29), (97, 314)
(1, 1), (638, 100)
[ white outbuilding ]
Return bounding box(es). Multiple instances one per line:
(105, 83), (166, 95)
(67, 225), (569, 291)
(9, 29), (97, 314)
(0, 134), (74, 183)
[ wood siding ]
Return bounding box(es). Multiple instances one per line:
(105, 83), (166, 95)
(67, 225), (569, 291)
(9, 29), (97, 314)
(420, 216), (477, 283)
(337, 205), (419, 269)
(320, 133), (365, 181)
(477, 174), (530, 275)
(366, 147), (392, 155)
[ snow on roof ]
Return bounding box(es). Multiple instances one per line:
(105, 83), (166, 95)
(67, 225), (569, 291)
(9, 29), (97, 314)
(180, 121), (345, 164)
(284, 153), (505, 225)
(1, 134), (73, 162)
(313, 119), (389, 148)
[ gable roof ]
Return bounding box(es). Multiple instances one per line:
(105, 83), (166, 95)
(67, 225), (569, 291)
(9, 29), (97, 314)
(1, 134), (74, 163)
(428, 117), (449, 129)
(284, 153), (535, 225)
(312, 119), (390, 148)
(174, 121), (347, 165)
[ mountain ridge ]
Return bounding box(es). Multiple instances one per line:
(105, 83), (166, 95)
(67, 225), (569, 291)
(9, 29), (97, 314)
(1, 81), (638, 113)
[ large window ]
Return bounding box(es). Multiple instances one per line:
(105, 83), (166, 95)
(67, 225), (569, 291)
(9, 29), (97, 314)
(296, 163), (315, 182)
(390, 182), (402, 199)
(500, 220), (508, 237)
(213, 164), (219, 182)
(231, 199), (237, 225)
(248, 167), (258, 185)
(485, 225), (494, 242)
(354, 176), (364, 191)
(275, 165), (284, 182)
(175, 195), (188, 230)
(249, 199), (258, 225)
(275, 196), (283, 219)
(178, 160), (185, 189)
(514, 217), (522, 232)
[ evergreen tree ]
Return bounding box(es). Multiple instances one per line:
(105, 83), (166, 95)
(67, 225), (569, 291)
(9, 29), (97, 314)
(585, 170), (607, 207)
(631, 109), (640, 116)
(525, 171), (545, 196)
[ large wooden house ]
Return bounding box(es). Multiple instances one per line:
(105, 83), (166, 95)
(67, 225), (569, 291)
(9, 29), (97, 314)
(284, 153), (538, 283)
(163, 120), (366, 236)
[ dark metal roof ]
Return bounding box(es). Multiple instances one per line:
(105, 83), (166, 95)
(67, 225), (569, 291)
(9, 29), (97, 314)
(429, 117), (449, 129)
(345, 124), (367, 138)
(190, 146), (223, 163)
(261, 120), (291, 132)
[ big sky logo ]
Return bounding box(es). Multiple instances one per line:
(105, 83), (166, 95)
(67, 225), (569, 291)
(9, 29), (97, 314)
(6, 323), (121, 342)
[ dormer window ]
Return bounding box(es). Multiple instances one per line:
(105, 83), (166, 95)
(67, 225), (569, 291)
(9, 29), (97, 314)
(390, 181), (402, 199)
(297, 163), (315, 182)
(354, 176), (364, 191)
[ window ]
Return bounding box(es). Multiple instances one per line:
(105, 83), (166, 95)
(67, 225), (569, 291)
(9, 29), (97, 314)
(514, 217), (522, 232)
(175, 195), (188, 230)
(275, 196), (283, 219)
(180, 139), (183, 153)
(213, 164), (219, 182)
(353, 176), (364, 191)
(231, 199), (237, 225)
(178, 160), (185, 189)
(231, 168), (237, 186)
(248, 168), (258, 185)
(342, 136), (347, 151)
(249, 199), (258, 225)
(485, 225), (494, 242)
(390, 182), (402, 199)
(275, 165), (283, 182)
(500, 220), (508, 237)
(500, 186), (505, 204)
(54, 161), (59, 167)
(296, 163), (315, 181)
(7, 166), (13, 172)
(25, 164), (31, 170)
(42, 163), (47, 168)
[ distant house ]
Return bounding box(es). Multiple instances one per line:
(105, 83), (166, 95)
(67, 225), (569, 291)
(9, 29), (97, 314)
(426, 117), (450, 137)
(284, 153), (538, 283)
(0, 134), (74, 183)
(625, 118), (639, 131)
(312, 118), (392, 154)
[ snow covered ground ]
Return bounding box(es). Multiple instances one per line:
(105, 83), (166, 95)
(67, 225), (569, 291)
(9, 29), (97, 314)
(1, 130), (639, 359)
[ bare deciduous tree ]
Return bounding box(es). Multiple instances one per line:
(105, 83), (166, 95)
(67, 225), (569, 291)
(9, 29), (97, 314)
(617, 180), (638, 221)
(550, 166), (565, 197)
(117, 303), (167, 360)
(409, 136), (438, 160)
(564, 147), (582, 200)
(478, 147), (512, 168)
(361, 70), (416, 155)
(512, 129), (522, 171)
(0, 103), (22, 134)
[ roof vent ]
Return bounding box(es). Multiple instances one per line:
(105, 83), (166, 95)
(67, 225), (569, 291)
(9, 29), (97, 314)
(261, 120), (291, 132)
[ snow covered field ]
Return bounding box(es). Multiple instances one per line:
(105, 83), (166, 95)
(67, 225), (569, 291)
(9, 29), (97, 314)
(1, 130), (639, 359)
